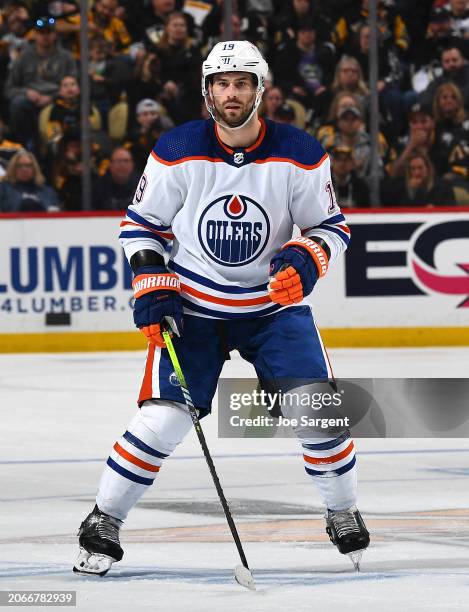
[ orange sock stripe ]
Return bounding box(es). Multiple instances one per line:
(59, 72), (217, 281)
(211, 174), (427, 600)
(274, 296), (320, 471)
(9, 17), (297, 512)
(114, 442), (161, 472)
(303, 441), (355, 465)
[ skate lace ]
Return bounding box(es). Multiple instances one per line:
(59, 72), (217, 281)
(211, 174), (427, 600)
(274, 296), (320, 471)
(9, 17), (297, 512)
(96, 516), (120, 544)
(331, 511), (360, 538)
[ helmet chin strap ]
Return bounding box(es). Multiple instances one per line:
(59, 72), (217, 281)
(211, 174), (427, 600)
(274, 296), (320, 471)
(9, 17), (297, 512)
(205, 89), (263, 131)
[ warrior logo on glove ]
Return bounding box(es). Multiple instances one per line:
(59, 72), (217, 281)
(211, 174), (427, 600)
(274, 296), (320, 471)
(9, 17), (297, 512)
(268, 237), (329, 306)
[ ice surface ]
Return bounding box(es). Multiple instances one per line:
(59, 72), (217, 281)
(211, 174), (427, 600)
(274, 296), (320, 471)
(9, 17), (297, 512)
(1, 348), (469, 611)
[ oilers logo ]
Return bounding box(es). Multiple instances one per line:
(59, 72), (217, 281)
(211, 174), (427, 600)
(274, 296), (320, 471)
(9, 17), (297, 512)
(198, 194), (270, 266)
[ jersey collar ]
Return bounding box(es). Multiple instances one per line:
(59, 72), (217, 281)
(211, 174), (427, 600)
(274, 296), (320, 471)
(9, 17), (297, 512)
(210, 118), (272, 167)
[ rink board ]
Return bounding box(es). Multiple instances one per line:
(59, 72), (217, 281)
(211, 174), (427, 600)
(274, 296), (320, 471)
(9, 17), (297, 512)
(0, 209), (468, 351)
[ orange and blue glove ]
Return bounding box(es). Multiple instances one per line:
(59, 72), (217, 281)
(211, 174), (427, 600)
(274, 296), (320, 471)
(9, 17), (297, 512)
(132, 265), (183, 347)
(268, 237), (329, 305)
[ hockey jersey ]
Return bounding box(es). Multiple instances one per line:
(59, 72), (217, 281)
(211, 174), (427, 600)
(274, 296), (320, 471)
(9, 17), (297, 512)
(119, 117), (350, 319)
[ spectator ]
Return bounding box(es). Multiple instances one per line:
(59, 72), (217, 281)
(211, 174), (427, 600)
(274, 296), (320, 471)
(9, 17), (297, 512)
(330, 144), (370, 208)
(52, 129), (107, 210)
(382, 151), (455, 206)
(272, 0), (334, 47)
(127, 52), (164, 126)
(272, 18), (335, 121)
(317, 91), (365, 148)
(52, 130), (84, 210)
(46, 75), (101, 150)
(390, 102), (442, 177)
(88, 34), (133, 128)
(0, 118), (22, 177)
(201, 0), (235, 44)
(350, 23), (409, 141)
(156, 12), (201, 123)
(318, 103), (394, 180)
(333, 0), (409, 57)
(0, 3), (30, 72)
(410, 6), (454, 77)
(433, 82), (469, 175)
(142, 0), (177, 50)
(446, 0), (469, 48)
(126, 98), (173, 172)
(92, 147), (139, 209)
(273, 102), (296, 124)
(329, 55), (370, 113)
(4, 16), (77, 147)
(240, 2), (273, 56)
(420, 44), (469, 109)
(204, 13), (242, 55)
(261, 85), (285, 120)
(56, 0), (131, 57)
(0, 149), (59, 212)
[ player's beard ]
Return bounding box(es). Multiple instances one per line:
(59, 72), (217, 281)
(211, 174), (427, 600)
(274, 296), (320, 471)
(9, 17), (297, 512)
(212, 95), (256, 128)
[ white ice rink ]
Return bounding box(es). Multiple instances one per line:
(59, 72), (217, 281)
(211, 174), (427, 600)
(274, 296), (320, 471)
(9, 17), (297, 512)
(1, 347), (469, 611)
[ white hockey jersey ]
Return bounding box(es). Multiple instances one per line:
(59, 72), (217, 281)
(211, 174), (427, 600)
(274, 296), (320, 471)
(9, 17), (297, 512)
(119, 118), (350, 319)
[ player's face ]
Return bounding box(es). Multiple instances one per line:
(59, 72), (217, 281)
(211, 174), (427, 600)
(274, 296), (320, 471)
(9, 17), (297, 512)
(210, 73), (257, 128)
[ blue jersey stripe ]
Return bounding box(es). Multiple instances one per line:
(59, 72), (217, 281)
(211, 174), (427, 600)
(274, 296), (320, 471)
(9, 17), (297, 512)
(182, 297), (281, 319)
(322, 213), (346, 225)
(119, 230), (168, 249)
(107, 457), (155, 485)
(305, 454), (356, 477)
(123, 431), (169, 458)
(169, 261), (268, 294)
(302, 432), (350, 451)
(126, 209), (171, 231)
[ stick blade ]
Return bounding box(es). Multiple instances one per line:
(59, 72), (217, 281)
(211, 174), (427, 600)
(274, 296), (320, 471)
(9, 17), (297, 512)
(234, 564), (256, 590)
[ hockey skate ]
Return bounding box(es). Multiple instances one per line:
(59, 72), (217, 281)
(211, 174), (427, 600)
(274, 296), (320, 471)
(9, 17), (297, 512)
(325, 506), (370, 571)
(73, 505), (123, 576)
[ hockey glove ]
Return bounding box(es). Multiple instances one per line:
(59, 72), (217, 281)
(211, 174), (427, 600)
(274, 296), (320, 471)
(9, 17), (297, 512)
(268, 237), (329, 305)
(132, 265), (183, 347)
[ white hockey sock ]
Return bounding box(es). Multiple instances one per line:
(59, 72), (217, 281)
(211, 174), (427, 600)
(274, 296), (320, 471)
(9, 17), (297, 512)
(300, 433), (358, 511)
(96, 400), (193, 521)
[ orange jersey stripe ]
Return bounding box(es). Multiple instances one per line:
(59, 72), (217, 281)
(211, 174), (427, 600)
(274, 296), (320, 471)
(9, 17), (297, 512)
(114, 442), (160, 472)
(151, 150), (224, 165)
(303, 441), (354, 465)
(120, 220), (174, 239)
(181, 283), (271, 306)
(254, 152), (328, 171)
(336, 224), (351, 234)
(246, 119), (266, 152)
(138, 343), (155, 404)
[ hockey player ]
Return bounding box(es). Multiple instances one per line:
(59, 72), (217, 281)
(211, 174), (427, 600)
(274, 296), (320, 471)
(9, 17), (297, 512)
(74, 41), (370, 577)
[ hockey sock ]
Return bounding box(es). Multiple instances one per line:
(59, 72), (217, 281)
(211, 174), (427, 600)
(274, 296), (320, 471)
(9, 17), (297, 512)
(96, 400), (193, 520)
(300, 432), (357, 511)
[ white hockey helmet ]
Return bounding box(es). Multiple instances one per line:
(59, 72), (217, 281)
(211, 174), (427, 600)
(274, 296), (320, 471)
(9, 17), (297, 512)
(201, 40), (269, 130)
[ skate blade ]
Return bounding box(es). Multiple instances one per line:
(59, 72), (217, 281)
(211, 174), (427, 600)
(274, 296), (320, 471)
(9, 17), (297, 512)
(348, 549), (365, 572)
(234, 564), (256, 590)
(73, 547), (115, 577)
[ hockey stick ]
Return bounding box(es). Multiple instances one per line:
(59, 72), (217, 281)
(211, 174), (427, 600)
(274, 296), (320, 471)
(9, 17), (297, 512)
(162, 329), (255, 591)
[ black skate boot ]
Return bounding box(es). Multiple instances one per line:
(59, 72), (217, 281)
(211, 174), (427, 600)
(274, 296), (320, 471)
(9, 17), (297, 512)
(326, 506), (370, 571)
(73, 505), (123, 576)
